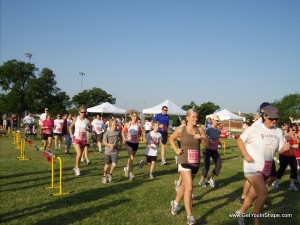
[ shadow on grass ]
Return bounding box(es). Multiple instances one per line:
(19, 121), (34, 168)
(0, 178), (149, 223)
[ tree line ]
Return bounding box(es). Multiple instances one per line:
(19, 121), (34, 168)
(1, 59), (299, 126)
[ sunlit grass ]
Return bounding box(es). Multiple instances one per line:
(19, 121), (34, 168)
(0, 134), (299, 225)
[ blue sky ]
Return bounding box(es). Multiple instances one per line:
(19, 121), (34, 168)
(1, 0), (299, 114)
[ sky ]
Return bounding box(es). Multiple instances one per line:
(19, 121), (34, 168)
(1, 0), (299, 114)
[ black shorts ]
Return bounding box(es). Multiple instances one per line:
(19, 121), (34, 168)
(125, 141), (139, 151)
(180, 163), (200, 175)
(146, 155), (157, 163)
(160, 132), (168, 145)
(42, 133), (53, 140)
(53, 133), (62, 137)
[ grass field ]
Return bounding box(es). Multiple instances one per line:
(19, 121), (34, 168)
(0, 132), (299, 225)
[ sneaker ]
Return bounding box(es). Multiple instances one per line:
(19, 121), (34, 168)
(272, 180), (279, 189)
(175, 180), (180, 191)
(235, 210), (245, 225)
(86, 160), (91, 165)
(238, 197), (245, 204)
(186, 215), (196, 225)
(288, 184), (299, 192)
(129, 174), (135, 180)
(99, 150), (102, 153)
(139, 160), (144, 170)
(123, 167), (128, 177)
(208, 178), (215, 187)
(107, 174), (113, 182)
(102, 176), (107, 183)
(170, 200), (180, 215)
(161, 160), (167, 165)
(58, 145), (61, 150)
(80, 158), (84, 163)
(74, 167), (80, 176)
(149, 174), (154, 179)
(199, 180), (207, 187)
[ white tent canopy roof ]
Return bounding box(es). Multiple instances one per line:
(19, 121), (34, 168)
(143, 99), (186, 116)
(206, 109), (244, 121)
(87, 102), (127, 114)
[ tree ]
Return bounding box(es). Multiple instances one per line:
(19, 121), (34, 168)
(27, 68), (71, 114)
(182, 101), (220, 124)
(0, 60), (71, 117)
(0, 60), (36, 115)
(271, 93), (300, 125)
(71, 87), (116, 109)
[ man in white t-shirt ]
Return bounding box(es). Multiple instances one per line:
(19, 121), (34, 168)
(23, 113), (35, 126)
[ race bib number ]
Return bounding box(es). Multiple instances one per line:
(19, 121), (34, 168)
(210, 140), (219, 150)
(131, 135), (138, 142)
(96, 126), (101, 131)
(261, 160), (272, 176)
(79, 132), (86, 141)
(162, 125), (168, 131)
(187, 149), (199, 164)
(57, 127), (62, 132)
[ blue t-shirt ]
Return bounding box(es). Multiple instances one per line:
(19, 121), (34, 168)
(205, 127), (221, 150)
(152, 113), (169, 133)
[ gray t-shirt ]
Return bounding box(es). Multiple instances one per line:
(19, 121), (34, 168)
(102, 129), (121, 155)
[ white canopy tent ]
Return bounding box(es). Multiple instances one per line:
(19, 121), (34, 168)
(142, 99), (186, 116)
(206, 109), (244, 134)
(87, 102), (127, 114)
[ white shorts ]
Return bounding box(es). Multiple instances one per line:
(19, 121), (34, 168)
(178, 164), (191, 172)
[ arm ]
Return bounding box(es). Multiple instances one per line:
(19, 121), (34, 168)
(169, 127), (183, 155)
(69, 118), (76, 138)
(198, 127), (209, 148)
(122, 123), (128, 143)
(237, 137), (253, 162)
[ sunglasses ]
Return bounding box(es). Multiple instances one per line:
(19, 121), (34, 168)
(80, 111), (86, 114)
(268, 118), (278, 121)
(291, 129), (298, 132)
(163, 109), (168, 111)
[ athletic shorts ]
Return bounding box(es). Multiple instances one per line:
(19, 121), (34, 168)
(72, 138), (87, 148)
(105, 154), (118, 164)
(93, 133), (103, 143)
(294, 150), (300, 160)
(160, 132), (168, 145)
(42, 133), (53, 140)
(146, 155), (157, 163)
(53, 133), (62, 137)
(178, 164), (199, 175)
(125, 141), (139, 151)
(245, 160), (276, 181)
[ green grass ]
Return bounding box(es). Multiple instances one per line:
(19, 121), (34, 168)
(0, 133), (299, 225)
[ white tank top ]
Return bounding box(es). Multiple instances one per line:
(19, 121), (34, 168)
(126, 122), (139, 143)
(74, 117), (89, 140)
